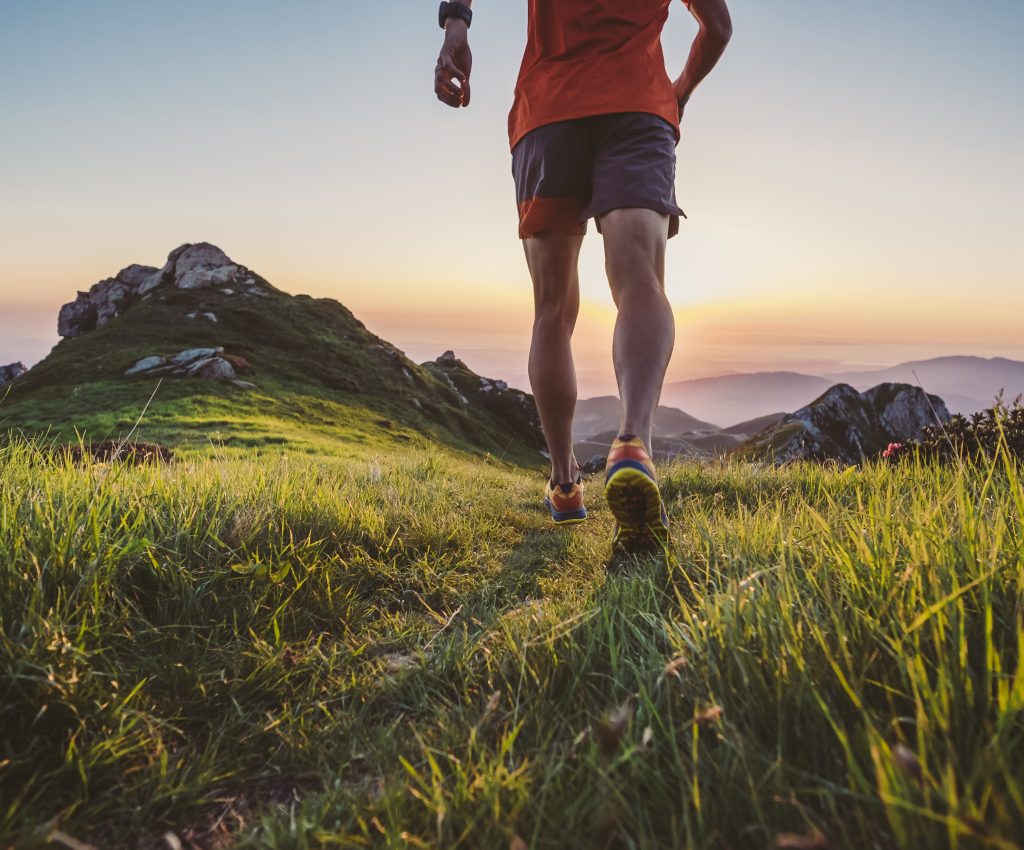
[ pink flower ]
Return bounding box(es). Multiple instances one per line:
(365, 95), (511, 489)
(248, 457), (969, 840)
(882, 442), (904, 459)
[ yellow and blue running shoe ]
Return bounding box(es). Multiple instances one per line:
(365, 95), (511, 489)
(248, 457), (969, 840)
(544, 475), (587, 525)
(604, 434), (669, 552)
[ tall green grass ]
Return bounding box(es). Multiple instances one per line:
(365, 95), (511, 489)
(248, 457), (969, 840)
(1, 440), (1021, 848)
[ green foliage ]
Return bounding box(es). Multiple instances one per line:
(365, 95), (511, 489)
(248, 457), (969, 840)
(899, 396), (1024, 464)
(1, 440), (1022, 849)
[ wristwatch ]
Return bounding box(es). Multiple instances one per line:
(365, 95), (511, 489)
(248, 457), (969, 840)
(438, 1), (472, 29)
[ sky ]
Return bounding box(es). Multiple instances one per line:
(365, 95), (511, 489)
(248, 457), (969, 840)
(1, 0), (1022, 396)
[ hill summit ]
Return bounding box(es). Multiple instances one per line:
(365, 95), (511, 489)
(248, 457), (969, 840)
(1, 243), (545, 462)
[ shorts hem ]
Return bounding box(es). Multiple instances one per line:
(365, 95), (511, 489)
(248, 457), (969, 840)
(587, 202), (686, 239)
(518, 196), (588, 240)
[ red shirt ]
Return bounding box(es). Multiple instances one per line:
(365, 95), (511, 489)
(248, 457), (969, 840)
(509, 0), (681, 149)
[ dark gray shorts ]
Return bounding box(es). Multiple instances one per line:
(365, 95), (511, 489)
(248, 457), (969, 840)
(511, 112), (685, 240)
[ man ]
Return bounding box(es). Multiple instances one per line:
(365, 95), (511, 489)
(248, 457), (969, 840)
(434, 0), (732, 553)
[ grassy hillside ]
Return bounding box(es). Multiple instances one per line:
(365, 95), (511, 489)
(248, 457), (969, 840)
(2, 438), (1021, 849)
(0, 279), (543, 465)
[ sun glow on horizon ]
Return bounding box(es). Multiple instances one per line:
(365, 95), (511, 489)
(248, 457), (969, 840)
(1, 1), (1022, 391)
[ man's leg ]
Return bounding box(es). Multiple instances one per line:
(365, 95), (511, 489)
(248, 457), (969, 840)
(600, 208), (675, 450)
(523, 231), (585, 485)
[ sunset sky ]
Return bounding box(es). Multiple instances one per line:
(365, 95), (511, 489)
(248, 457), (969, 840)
(2, 0), (1022, 396)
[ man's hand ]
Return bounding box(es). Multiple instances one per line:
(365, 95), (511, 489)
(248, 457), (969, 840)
(673, 0), (732, 119)
(435, 19), (472, 108)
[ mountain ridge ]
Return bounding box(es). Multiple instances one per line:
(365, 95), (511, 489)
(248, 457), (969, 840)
(0, 243), (546, 463)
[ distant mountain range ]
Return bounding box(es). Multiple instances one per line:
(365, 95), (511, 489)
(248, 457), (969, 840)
(571, 356), (1023, 464)
(572, 395), (718, 441)
(829, 357), (1024, 414)
(656, 357), (1024, 426)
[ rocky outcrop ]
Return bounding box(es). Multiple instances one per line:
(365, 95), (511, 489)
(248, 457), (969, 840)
(57, 243), (265, 338)
(125, 347), (252, 384)
(735, 382), (950, 465)
(0, 362), (27, 387)
(58, 263), (158, 338)
(422, 351), (545, 451)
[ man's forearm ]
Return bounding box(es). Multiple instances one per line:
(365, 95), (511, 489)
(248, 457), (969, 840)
(673, 3), (732, 110)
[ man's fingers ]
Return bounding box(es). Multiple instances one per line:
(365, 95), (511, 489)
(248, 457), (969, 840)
(435, 69), (463, 106)
(435, 59), (467, 107)
(460, 77), (471, 107)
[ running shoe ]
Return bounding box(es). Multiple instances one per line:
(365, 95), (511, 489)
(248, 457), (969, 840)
(604, 434), (670, 552)
(544, 475), (587, 525)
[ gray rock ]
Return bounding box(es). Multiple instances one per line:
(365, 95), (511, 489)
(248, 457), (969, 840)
(494, 380), (508, 391)
(183, 356), (217, 376)
(125, 355), (167, 375)
(185, 311), (218, 322)
(56, 264), (158, 338)
(865, 383), (947, 442)
(123, 347), (241, 382)
(117, 264), (158, 288)
(171, 243), (239, 290)
(581, 454), (607, 474)
(193, 357), (236, 380)
(0, 362), (27, 387)
(171, 346), (223, 365)
(137, 267), (167, 295)
(232, 379), (256, 389)
(58, 294), (98, 338)
(94, 280), (132, 325)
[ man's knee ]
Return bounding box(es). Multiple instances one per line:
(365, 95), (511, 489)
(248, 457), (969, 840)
(533, 297), (578, 330)
(601, 209), (667, 296)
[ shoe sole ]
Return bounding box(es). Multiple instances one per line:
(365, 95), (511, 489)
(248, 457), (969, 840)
(604, 466), (669, 550)
(544, 498), (587, 525)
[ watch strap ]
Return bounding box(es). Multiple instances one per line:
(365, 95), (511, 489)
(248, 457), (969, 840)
(438, 1), (472, 29)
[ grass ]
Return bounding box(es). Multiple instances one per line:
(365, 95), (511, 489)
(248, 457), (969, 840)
(1, 439), (1022, 849)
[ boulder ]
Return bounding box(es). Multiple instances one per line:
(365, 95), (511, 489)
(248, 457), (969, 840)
(437, 350), (463, 367)
(581, 454), (607, 474)
(0, 362), (27, 387)
(125, 347), (240, 382)
(735, 382), (950, 465)
(171, 243), (240, 290)
(171, 346), (223, 365)
(125, 355), (167, 375)
(58, 292), (99, 338)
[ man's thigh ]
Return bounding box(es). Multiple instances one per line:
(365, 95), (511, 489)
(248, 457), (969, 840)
(512, 120), (592, 239)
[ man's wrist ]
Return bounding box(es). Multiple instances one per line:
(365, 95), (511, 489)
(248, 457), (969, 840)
(444, 17), (469, 35)
(673, 81), (692, 108)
